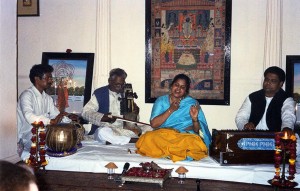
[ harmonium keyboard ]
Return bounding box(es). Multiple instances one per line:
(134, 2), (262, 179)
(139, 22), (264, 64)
(209, 129), (276, 165)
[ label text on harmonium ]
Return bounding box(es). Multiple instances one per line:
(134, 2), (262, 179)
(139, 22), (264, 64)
(237, 138), (275, 150)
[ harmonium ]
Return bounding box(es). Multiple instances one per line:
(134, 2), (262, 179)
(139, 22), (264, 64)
(209, 129), (276, 165)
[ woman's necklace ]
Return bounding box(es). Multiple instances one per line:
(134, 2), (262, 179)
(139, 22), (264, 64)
(169, 94), (183, 104)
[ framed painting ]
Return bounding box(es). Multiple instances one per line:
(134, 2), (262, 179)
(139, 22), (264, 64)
(17, 0), (40, 17)
(145, 0), (232, 105)
(285, 55), (300, 102)
(42, 52), (94, 114)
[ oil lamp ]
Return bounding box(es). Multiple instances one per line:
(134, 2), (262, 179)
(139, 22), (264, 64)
(175, 166), (188, 184)
(105, 162), (118, 180)
(26, 121), (47, 171)
(269, 131), (298, 188)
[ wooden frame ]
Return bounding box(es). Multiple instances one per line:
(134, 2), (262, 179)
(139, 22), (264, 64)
(145, 0), (232, 105)
(285, 55), (300, 102)
(17, 0), (40, 17)
(42, 52), (94, 114)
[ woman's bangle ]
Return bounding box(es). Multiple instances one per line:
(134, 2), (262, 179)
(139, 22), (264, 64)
(192, 119), (199, 122)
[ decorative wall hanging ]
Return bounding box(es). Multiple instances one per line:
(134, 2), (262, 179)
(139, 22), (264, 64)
(42, 52), (94, 114)
(145, 0), (232, 105)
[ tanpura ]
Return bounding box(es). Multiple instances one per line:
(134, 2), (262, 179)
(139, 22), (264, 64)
(108, 83), (149, 126)
(119, 83), (138, 115)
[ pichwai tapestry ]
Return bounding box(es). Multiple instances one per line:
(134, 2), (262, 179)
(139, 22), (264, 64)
(145, 0), (231, 105)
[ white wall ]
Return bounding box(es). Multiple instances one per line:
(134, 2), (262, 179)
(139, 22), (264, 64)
(18, 0), (97, 94)
(282, 0), (300, 56)
(110, 0), (153, 122)
(221, 0), (267, 128)
(17, 0), (300, 136)
(0, 0), (17, 160)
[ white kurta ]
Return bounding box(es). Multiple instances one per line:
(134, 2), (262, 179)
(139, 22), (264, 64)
(81, 90), (139, 145)
(17, 86), (71, 151)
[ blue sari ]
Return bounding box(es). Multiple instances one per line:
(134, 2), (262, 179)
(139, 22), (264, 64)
(150, 95), (211, 148)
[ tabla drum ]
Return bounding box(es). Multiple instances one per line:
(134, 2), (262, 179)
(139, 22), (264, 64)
(72, 122), (85, 148)
(45, 123), (78, 157)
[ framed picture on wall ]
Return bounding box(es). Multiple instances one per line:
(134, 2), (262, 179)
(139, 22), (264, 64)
(41, 52), (94, 114)
(286, 55), (300, 103)
(17, 0), (40, 17)
(145, 0), (232, 105)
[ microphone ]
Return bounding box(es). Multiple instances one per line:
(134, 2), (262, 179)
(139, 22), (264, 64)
(121, 162), (130, 175)
(114, 162), (130, 183)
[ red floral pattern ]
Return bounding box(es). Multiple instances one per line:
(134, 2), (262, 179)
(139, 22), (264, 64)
(26, 122), (48, 169)
(125, 167), (169, 178)
(271, 132), (297, 188)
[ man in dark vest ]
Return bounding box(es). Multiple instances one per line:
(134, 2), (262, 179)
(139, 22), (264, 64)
(81, 68), (150, 145)
(235, 66), (296, 136)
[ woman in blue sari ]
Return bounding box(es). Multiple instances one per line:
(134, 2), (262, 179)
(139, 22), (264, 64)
(136, 74), (211, 162)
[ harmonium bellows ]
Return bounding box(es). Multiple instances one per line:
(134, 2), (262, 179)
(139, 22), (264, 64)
(209, 129), (275, 165)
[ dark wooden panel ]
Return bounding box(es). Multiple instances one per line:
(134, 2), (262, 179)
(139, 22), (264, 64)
(34, 170), (296, 191)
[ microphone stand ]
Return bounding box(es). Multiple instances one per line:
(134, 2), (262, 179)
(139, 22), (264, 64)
(114, 162), (130, 182)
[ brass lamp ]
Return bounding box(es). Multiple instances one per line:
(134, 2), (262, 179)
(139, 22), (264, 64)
(105, 162), (118, 180)
(175, 166), (188, 184)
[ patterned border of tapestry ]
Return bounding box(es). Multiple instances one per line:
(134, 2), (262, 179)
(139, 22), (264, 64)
(145, 0), (232, 105)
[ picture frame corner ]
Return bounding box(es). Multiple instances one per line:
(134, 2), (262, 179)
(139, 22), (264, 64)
(17, 0), (40, 17)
